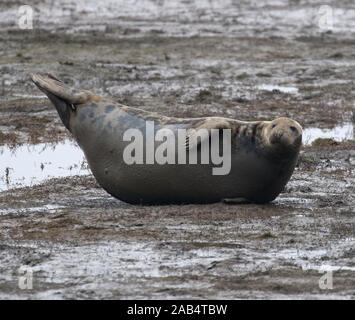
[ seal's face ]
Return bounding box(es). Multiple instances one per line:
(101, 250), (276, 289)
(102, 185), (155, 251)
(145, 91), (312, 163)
(265, 117), (302, 152)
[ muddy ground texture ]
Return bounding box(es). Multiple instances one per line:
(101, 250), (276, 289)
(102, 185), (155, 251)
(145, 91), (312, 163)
(0, 0), (354, 299)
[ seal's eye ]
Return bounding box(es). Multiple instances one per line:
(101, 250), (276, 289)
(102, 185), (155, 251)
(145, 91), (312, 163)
(290, 126), (297, 133)
(272, 124), (276, 128)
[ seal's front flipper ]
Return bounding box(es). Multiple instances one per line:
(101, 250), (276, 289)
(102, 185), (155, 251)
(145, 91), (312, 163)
(185, 117), (232, 150)
(222, 197), (250, 204)
(30, 73), (97, 131)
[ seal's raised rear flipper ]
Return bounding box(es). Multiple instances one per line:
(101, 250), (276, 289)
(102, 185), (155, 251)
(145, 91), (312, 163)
(30, 73), (97, 131)
(185, 117), (232, 150)
(30, 73), (95, 105)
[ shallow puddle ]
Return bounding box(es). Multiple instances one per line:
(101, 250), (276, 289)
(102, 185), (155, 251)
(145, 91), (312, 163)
(257, 84), (299, 94)
(0, 140), (88, 191)
(0, 204), (64, 216)
(303, 122), (354, 145)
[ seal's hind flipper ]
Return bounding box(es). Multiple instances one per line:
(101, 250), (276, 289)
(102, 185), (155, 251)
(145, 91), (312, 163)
(30, 73), (94, 105)
(30, 72), (97, 131)
(185, 117), (232, 150)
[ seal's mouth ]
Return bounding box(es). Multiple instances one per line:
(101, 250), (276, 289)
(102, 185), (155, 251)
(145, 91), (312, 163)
(270, 131), (302, 151)
(270, 131), (284, 144)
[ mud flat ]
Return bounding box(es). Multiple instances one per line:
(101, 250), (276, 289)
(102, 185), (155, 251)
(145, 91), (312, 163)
(0, 0), (354, 299)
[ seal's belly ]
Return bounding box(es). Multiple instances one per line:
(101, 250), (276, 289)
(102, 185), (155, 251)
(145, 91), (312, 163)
(84, 145), (289, 204)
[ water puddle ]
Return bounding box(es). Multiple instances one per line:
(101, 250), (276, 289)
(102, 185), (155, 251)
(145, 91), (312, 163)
(267, 237), (355, 272)
(0, 204), (64, 216)
(12, 94), (48, 99)
(30, 241), (236, 284)
(303, 122), (354, 145)
(0, 140), (88, 191)
(257, 84), (299, 94)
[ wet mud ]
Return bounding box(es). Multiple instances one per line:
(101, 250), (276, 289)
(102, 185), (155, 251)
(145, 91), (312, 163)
(0, 0), (354, 299)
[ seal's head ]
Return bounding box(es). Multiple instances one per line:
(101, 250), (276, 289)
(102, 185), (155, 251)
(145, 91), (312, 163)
(264, 117), (302, 154)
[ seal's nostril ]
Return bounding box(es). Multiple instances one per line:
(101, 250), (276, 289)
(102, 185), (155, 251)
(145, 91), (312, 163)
(290, 126), (297, 133)
(273, 131), (283, 139)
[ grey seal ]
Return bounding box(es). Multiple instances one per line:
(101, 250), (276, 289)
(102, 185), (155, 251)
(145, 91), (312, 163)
(30, 73), (302, 205)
